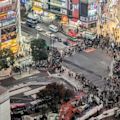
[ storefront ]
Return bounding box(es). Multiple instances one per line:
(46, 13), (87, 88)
(32, 0), (68, 21)
(0, 0), (19, 53)
(32, 0), (56, 22)
(0, 25), (19, 53)
(32, 0), (48, 14)
(48, 0), (67, 15)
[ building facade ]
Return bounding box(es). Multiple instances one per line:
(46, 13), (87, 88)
(0, 0), (21, 53)
(32, 0), (67, 15)
(0, 86), (10, 120)
(79, 0), (98, 28)
(31, 0), (98, 27)
(97, 0), (120, 43)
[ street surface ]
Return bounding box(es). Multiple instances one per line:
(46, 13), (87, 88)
(0, 72), (74, 90)
(21, 24), (67, 46)
(21, 23), (113, 90)
(0, 72), (75, 104)
(63, 49), (112, 89)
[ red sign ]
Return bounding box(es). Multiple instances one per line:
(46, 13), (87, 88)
(0, 4), (12, 12)
(72, 0), (79, 4)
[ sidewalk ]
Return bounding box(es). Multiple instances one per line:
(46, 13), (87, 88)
(109, 58), (115, 77)
(13, 69), (40, 80)
(48, 66), (83, 91)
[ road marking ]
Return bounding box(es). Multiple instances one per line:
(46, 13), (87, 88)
(84, 48), (96, 53)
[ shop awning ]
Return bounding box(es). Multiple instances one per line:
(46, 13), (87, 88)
(67, 39), (77, 46)
(32, 6), (43, 12)
(72, 18), (78, 22)
(67, 29), (77, 37)
(84, 34), (96, 40)
(47, 2), (66, 9)
(83, 32), (96, 40)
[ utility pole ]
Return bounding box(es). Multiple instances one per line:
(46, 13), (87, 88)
(50, 33), (54, 66)
(97, 0), (103, 38)
(36, 30), (39, 39)
(17, 0), (22, 52)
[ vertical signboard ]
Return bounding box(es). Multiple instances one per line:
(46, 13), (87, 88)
(0, 29), (1, 43)
(72, 0), (79, 19)
(20, 0), (27, 4)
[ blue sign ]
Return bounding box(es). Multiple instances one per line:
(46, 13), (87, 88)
(20, 0), (27, 4)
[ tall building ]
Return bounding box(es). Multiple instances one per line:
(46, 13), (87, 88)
(31, 0), (98, 28)
(79, 0), (98, 28)
(0, 86), (11, 120)
(32, 0), (67, 15)
(98, 0), (120, 43)
(0, 0), (21, 53)
(48, 0), (68, 15)
(32, 0), (48, 14)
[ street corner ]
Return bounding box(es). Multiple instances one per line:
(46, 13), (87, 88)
(84, 48), (96, 53)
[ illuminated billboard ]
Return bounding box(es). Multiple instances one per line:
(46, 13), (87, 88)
(88, 2), (97, 16)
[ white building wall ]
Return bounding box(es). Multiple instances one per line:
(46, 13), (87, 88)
(0, 90), (11, 120)
(0, 99), (11, 120)
(0, 100), (11, 120)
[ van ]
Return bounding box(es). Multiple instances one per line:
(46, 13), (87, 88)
(26, 19), (37, 28)
(49, 24), (58, 32)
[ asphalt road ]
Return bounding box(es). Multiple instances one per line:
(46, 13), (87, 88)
(63, 49), (112, 89)
(0, 72), (74, 90)
(21, 23), (112, 90)
(21, 24), (67, 46)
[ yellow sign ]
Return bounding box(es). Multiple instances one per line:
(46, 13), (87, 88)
(1, 38), (18, 49)
(32, 6), (43, 12)
(61, 15), (68, 24)
(11, 44), (19, 53)
(0, 13), (7, 20)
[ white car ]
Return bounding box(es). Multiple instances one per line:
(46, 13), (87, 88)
(49, 24), (58, 32)
(21, 21), (26, 24)
(45, 31), (55, 38)
(35, 24), (44, 32)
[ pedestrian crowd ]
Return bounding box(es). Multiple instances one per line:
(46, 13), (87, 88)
(53, 64), (120, 109)
(12, 33), (120, 110)
(61, 35), (120, 59)
(49, 34), (120, 110)
(113, 59), (120, 78)
(102, 76), (120, 109)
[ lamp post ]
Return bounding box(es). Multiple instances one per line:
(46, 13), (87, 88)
(17, 0), (22, 47)
(36, 30), (39, 39)
(97, 0), (104, 38)
(50, 33), (54, 66)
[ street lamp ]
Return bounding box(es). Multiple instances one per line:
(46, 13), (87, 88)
(36, 30), (39, 39)
(97, 0), (104, 38)
(50, 33), (54, 66)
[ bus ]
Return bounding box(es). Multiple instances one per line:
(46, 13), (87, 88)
(26, 18), (37, 28)
(26, 13), (38, 28)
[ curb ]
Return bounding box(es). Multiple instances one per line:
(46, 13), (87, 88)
(13, 70), (40, 80)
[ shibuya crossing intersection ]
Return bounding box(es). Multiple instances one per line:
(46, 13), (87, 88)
(0, 0), (120, 120)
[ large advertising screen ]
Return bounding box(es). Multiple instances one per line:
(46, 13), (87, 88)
(80, 3), (88, 17)
(1, 25), (17, 42)
(88, 3), (97, 16)
(0, 10), (16, 21)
